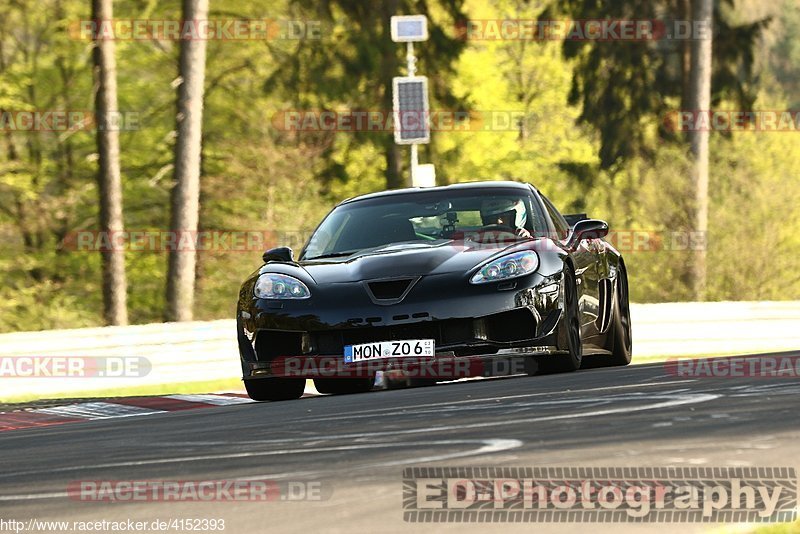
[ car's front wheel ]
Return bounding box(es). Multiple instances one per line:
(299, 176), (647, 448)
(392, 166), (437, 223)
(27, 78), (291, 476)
(531, 264), (582, 374)
(244, 378), (305, 401)
(313, 377), (373, 395)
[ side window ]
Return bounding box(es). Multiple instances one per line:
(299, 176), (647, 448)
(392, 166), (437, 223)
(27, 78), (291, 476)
(522, 196), (541, 235)
(541, 195), (569, 240)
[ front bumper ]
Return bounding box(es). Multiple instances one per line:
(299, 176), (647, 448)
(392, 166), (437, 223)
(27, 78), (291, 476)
(238, 272), (567, 380)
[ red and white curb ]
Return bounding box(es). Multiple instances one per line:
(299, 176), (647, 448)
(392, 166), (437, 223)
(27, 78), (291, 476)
(0, 391), (320, 432)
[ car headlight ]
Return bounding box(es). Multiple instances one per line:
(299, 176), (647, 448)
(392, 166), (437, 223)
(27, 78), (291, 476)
(470, 251), (539, 284)
(254, 273), (311, 299)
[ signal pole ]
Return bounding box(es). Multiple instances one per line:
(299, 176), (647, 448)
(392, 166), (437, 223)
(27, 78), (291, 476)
(391, 15), (435, 187)
(406, 41), (419, 182)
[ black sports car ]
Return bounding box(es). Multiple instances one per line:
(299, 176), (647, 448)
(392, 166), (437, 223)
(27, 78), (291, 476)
(236, 181), (632, 401)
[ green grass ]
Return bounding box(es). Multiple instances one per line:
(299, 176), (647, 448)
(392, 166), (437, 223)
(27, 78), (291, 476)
(712, 521), (800, 534)
(751, 522), (800, 534)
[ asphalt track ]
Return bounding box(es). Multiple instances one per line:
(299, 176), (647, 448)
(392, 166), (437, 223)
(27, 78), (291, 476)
(1, 352), (799, 534)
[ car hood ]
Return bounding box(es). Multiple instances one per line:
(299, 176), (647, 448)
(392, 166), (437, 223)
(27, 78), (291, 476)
(297, 241), (534, 284)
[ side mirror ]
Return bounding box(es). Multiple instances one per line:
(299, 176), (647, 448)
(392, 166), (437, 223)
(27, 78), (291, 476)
(263, 246), (294, 263)
(566, 219), (608, 250)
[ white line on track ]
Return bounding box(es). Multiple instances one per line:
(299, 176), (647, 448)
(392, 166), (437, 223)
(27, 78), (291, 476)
(0, 391), (717, 485)
(0, 438), (523, 501)
(271, 392), (720, 437)
(151, 388), (711, 451)
(293, 390), (697, 424)
(36, 402), (166, 419)
(0, 385), (719, 503)
(0, 491), (70, 501)
(232, 438), (525, 481)
(297, 379), (697, 420)
(166, 394), (254, 406)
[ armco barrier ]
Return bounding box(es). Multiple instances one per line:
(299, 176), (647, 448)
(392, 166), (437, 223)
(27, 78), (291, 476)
(1, 302), (798, 401)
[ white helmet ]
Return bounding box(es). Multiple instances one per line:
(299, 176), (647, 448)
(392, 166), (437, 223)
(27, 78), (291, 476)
(480, 198), (528, 229)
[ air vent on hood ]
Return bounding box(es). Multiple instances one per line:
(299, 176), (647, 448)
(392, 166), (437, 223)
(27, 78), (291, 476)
(365, 277), (420, 304)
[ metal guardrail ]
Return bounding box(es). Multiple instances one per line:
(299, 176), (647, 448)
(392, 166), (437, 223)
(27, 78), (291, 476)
(1, 302), (798, 401)
(632, 301), (800, 357)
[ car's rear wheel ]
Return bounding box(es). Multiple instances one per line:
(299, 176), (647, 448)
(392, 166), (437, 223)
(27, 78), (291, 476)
(532, 265), (582, 374)
(314, 377), (373, 395)
(244, 378), (305, 401)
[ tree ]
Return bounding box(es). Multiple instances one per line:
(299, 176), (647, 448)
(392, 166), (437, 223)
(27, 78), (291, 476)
(543, 0), (769, 299)
(165, 0), (209, 322)
(546, 0), (769, 170)
(688, 0), (712, 301)
(92, 0), (128, 325)
(267, 0), (468, 190)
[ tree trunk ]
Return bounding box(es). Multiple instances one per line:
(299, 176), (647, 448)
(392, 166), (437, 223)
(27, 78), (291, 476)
(679, 0), (693, 112)
(92, 0), (128, 325)
(688, 0), (713, 301)
(384, 139), (403, 189)
(165, 0), (209, 322)
(380, 0), (404, 189)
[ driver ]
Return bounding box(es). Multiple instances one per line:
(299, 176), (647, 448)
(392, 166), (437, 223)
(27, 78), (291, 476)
(480, 198), (532, 238)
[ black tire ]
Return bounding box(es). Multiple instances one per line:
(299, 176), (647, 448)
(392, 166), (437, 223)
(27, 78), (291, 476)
(244, 378), (305, 401)
(313, 377), (374, 395)
(532, 265), (582, 374)
(407, 378), (437, 388)
(383, 373), (435, 389)
(605, 264), (633, 366)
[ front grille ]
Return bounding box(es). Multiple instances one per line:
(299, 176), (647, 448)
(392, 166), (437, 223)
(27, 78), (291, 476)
(255, 309), (539, 359)
(366, 278), (416, 301)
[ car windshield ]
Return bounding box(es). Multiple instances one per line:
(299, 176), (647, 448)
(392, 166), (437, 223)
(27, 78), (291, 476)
(301, 188), (547, 260)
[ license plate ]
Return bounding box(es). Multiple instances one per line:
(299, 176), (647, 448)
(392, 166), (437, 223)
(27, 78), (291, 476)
(344, 339), (435, 363)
